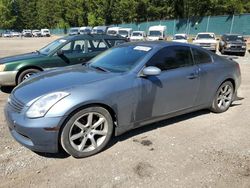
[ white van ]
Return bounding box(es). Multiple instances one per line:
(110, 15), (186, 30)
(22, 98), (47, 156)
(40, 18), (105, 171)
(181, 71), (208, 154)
(92, 26), (108, 34)
(147, 25), (166, 41)
(79, 27), (92, 34)
(107, 27), (121, 36)
(118, 28), (133, 39)
(172, 34), (188, 43)
(41, 29), (51, 37)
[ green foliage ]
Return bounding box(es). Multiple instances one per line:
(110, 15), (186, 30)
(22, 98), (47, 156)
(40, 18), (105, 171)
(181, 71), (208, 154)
(0, 0), (249, 29)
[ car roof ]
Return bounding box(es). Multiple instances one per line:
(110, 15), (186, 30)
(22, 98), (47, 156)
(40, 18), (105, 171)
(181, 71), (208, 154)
(118, 41), (194, 48)
(223, 34), (242, 36)
(197, 32), (215, 35)
(63, 34), (126, 40)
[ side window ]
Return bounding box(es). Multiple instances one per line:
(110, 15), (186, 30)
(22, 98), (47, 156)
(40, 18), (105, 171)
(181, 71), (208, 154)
(192, 48), (212, 64)
(61, 42), (72, 54)
(105, 39), (126, 47)
(87, 40), (108, 52)
(72, 40), (85, 53)
(147, 46), (193, 71)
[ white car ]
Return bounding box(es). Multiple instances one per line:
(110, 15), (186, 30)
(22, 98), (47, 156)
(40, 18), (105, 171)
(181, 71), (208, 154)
(32, 30), (41, 37)
(130, 31), (146, 41)
(193, 32), (218, 52)
(79, 27), (92, 34)
(10, 31), (21, 37)
(2, 31), (12, 37)
(107, 27), (121, 36)
(172, 34), (188, 43)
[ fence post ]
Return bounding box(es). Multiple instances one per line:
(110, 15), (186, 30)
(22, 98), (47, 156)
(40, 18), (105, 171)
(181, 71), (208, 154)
(230, 14), (235, 34)
(206, 16), (210, 32)
(173, 19), (175, 36)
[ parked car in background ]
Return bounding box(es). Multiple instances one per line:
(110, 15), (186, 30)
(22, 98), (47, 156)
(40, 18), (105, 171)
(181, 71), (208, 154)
(92, 26), (109, 34)
(10, 31), (21, 37)
(32, 30), (42, 37)
(172, 34), (188, 43)
(4, 41), (241, 158)
(130, 31), (147, 41)
(193, 32), (218, 53)
(147, 25), (167, 41)
(80, 27), (92, 34)
(2, 31), (12, 37)
(0, 34), (127, 87)
(69, 27), (80, 36)
(219, 34), (247, 56)
(41, 29), (51, 37)
(107, 27), (121, 36)
(118, 28), (133, 40)
(22, 30), (32, 37)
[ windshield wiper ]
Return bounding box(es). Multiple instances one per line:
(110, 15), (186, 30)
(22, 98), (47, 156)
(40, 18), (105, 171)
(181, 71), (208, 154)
(90, 65), (109, 72)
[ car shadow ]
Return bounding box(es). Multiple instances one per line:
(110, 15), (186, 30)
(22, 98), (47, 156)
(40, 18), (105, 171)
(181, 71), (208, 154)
(0, 86), (15, 94)
(106, 109), (210, 150)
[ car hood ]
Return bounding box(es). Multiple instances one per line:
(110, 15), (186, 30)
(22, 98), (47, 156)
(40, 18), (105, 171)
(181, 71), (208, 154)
(0, 52), (45, 64)
(12, 65), (119, 104)
(193, 39), (217, 44)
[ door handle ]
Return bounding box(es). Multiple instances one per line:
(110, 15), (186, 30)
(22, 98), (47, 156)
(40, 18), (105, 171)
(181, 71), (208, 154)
(187, 73), (198, 79)
(79, 57), (87, 61)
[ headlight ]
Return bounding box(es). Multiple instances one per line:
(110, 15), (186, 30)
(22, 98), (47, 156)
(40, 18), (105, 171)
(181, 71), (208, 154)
(26, 92), (70, 118)
(0, 64), (6, 72)
(226, 44), (231, 48)
(242, 45), (246, 49)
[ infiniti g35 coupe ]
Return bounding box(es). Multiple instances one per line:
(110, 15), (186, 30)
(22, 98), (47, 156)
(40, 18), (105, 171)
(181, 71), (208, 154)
(5, 41), (241, 158)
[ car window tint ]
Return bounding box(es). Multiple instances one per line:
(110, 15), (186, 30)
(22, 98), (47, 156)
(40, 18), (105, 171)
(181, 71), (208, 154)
(87, 40), (108, 52)
(147, 46), (193, 71)
(192, 48), (212, 64)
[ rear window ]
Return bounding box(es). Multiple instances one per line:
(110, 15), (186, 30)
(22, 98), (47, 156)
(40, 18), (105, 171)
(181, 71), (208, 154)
(192, 48), (212, 64)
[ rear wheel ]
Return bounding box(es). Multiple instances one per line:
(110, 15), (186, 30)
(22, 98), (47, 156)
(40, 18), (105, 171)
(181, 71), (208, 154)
(17, 68), (41, 84)
(211, 81), (234, 113)
(61, 107), (113, 158)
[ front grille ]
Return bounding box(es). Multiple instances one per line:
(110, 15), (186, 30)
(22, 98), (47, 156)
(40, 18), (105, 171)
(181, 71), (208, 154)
(200, 43), (211, 47)
(8, 95), (25, 113)
(230, 45), (242, 49)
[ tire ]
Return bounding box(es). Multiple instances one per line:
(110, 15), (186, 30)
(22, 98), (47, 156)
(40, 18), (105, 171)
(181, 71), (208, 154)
(211, 81), (234, 113)
(221, 48), (225, 55)
(61, 107), (114, 158)
(17, 68), (41, 84)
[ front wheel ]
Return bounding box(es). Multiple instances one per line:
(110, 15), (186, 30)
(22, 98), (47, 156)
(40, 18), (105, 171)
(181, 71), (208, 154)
(211, 81), (234, 113)
(61, 107), (114, 158)
(17, 69), (41, 84)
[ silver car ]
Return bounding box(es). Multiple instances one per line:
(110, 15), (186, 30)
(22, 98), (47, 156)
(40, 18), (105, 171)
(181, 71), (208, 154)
(5, 42), (241, 158)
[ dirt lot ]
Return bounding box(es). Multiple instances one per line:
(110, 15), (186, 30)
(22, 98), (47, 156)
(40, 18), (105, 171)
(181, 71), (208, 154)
(0, 37), (250, 188)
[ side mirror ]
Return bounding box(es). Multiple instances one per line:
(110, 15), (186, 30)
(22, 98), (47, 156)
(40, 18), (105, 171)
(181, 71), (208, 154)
(142, 66), (161, 76)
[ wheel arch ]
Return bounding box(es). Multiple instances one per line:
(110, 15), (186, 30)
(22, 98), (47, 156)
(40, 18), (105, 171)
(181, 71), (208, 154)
(57, 103), (118, 150)
(15, 66), (43, 84)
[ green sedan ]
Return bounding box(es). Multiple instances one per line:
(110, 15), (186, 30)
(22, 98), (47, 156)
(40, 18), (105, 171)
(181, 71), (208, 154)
(0, 34), (127, 86)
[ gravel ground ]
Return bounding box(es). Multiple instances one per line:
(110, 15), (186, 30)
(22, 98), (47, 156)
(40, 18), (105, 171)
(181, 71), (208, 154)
(0, 37), (250, 188)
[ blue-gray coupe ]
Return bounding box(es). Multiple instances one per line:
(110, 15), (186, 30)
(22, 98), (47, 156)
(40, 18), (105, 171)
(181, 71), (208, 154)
(4, 41), (241, 158)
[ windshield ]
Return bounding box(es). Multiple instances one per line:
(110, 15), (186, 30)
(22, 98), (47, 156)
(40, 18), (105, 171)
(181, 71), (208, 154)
(96, 29), (104, 34)
(149, 31), (162, 37)
(174, 35), (187, 40)
(70, 29), (78, 33)
(196, 34), (215, 39)
(107, 30), (117, 35)
(132, 32), (143, 37)
(89, 46), (151, 72)
(225, 35), (244, 42)
(39, 39), (67, 55)
(118, 30), (128, 36)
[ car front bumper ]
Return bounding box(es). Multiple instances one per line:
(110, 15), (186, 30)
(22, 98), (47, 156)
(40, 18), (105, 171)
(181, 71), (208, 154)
(4, 103), (66, 153)
(0, 71), (17, 86)
(224, 48), (246, 53)
(200, 46), (217, 51)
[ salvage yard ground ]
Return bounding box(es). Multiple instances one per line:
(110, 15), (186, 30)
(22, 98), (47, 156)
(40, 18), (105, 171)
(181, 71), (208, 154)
(0, 37), (250, 188)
